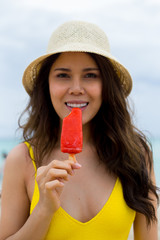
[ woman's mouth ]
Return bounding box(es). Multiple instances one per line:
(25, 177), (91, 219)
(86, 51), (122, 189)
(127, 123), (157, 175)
(65, 102), (89, 111)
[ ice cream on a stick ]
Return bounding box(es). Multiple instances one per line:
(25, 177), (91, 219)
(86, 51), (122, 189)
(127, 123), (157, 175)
(61, 108), (83, 162)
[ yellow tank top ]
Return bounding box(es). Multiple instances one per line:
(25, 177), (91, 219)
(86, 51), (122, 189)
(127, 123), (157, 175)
(25, 142), (136, 240)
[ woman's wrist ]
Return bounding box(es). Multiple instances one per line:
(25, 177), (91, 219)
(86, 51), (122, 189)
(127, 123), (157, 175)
(34, 201), (56, 221)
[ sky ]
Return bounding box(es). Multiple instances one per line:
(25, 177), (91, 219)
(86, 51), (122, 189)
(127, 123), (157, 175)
(0, 0), (160, 139)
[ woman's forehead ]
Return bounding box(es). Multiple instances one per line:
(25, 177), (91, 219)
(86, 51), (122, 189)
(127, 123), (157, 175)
(50, 52), (99, 69)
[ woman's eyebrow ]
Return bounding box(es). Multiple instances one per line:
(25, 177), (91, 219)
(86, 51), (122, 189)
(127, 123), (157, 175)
(83, 68), (99, 72)
(54, 68), (71, 72)
(53, 67), (99, 72)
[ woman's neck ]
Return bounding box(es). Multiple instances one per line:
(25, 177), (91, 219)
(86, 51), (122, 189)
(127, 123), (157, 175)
(82, 123), (93, 146)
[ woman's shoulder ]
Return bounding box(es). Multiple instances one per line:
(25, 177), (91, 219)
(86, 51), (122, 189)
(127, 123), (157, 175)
(3, 142), (35, 198)
(6, 142), (31, 164)
(4, 142), (34, 179)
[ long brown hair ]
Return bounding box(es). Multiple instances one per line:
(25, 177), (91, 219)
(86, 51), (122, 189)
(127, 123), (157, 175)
(19, 52), (159, 225)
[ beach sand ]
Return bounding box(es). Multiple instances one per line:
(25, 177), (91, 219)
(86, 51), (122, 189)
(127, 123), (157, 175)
(0, 199), (159, 239)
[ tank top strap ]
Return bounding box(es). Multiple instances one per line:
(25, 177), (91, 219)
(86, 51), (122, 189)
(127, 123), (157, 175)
(24, 141), (37, 175)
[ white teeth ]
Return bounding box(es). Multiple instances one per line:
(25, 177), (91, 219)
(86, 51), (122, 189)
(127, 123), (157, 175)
(66, 103), (88, 108)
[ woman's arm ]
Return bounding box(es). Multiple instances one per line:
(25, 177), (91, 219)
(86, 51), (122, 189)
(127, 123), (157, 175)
(133, 163), (158, 240)
(0, 143), (81, 240)
(0, 144), (55, 240)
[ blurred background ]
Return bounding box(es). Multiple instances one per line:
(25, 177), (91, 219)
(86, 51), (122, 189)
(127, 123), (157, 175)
(0, 0), (160, 187)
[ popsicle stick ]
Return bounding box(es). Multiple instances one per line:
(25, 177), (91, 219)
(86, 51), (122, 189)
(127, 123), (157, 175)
(69, 154), (77, 163)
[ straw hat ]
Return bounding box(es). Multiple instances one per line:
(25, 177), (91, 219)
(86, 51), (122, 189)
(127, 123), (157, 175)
(22, 21), (132, 96)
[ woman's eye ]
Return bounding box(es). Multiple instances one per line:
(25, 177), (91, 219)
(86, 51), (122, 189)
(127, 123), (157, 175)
(57, 73), (69, 78)
(85, 73), (97, 78)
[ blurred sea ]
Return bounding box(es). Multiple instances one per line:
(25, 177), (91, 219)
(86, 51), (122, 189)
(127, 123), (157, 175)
(0, 137), (160, 190)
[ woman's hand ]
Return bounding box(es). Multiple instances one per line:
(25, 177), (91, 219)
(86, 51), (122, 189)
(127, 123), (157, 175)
(36, 159), (81, 215)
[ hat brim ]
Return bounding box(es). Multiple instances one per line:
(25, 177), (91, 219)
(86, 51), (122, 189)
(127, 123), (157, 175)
(22, 46), (132, 96)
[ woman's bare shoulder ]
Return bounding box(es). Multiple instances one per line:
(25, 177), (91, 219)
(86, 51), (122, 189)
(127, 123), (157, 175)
(6, 142), (29, 160)
(4, 142), (33, 170)
(3, 142), (35, 190)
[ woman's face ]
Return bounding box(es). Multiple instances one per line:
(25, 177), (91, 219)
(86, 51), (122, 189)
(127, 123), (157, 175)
(48, 52), (102, 125)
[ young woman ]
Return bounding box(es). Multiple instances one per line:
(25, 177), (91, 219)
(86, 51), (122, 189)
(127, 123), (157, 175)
(0, 21), (158, 240)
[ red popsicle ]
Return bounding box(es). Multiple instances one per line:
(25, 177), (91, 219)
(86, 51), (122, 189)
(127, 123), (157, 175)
(61, 108), (83, 162)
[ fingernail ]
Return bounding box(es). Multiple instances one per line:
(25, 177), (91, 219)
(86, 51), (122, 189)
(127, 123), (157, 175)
(74, 163), (82, 168)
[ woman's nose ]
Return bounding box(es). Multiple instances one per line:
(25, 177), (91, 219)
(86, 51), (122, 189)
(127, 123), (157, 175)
(68, 78), (85, 95)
